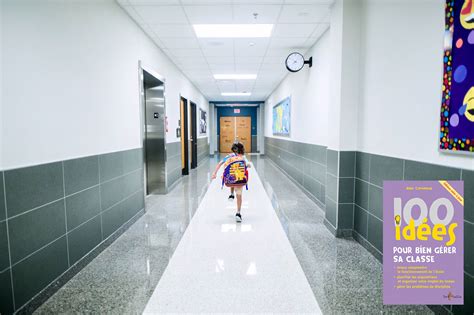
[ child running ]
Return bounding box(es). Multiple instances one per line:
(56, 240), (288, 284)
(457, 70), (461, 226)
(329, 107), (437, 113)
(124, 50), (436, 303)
(211, 142), (250, 222)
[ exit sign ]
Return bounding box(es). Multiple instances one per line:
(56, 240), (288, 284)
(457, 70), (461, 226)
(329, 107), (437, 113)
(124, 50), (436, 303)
(234, 109), (240, 113)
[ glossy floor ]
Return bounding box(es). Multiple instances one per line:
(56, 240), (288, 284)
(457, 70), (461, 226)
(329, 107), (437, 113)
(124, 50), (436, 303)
(143, 159), (321, 313)
(36, 155), (432, 314)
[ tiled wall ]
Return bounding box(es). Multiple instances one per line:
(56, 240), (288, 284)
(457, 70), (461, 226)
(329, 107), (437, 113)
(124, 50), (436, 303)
(197, 137), (210, 165)
(166, 142), (182, 189)
(0, 148), (145, 314)
(352, 152), (473, 315)
(251, 135), (258, 153)
(264, 137), (326, 209)
(324, 150), (356, 237)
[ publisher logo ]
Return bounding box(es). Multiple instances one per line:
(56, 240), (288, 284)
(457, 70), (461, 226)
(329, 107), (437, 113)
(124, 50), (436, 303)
(444, 292), (462, 300)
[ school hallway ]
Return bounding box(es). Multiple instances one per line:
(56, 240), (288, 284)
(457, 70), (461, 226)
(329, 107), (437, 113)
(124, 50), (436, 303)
(2, 0), (474, 314)
(33, 156), (429, 314)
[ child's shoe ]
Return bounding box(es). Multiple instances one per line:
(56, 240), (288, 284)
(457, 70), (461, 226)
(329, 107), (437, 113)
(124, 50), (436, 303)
(235, 213), (242, 222)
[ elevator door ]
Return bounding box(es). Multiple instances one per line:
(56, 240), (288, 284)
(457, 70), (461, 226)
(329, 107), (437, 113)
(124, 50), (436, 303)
(144, 71), (166, 194)
(219, 116), (252, 153)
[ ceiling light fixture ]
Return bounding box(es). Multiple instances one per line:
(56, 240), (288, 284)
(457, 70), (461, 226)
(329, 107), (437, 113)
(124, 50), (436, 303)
(222, 92), (251, 96)
(193, 24), (273, 38)
(214, 74), (257, 80)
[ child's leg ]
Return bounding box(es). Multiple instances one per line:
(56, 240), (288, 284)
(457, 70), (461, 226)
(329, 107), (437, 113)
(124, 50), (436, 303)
(230, 187), (234, 195)
(235, 187), (243, 212)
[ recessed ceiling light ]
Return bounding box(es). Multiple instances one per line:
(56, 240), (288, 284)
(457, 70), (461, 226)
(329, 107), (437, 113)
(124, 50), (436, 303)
(214, 74), (257, 80)
(222, 92), (251, 96)
(193, 24), (273, 38)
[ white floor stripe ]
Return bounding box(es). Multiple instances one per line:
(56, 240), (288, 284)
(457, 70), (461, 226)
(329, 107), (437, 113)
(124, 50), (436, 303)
(143, 164), (322, 314)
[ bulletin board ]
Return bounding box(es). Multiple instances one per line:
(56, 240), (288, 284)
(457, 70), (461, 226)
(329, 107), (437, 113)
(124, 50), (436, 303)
(440, 0), (474, 153)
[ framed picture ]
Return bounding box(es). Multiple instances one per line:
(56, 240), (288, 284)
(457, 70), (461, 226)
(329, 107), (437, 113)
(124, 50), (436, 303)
(440, 0), (474, 153)
(199, 108), (207, 135)
(273, 96), (291, 136)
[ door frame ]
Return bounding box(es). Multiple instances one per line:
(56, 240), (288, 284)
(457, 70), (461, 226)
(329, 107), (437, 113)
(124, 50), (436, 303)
(180, 96), (189, 175)
(190, 101), (198, 169)
(138, 60), (168, 200)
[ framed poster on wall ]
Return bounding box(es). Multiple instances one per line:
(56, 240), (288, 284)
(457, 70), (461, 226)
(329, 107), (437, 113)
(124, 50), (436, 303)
(440, 0), (474, 153)
(273, 97), (291, 136)
(200, 108), (207, 135)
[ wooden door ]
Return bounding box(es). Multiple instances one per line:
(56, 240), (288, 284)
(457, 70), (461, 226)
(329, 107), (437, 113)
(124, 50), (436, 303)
(220, 117), (235, 153)
(236, 116), (251, 153)
(180, 97), (189, 175)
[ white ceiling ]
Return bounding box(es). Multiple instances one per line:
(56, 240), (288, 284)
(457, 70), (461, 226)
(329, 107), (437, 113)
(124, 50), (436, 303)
(117, 0), (332, 101)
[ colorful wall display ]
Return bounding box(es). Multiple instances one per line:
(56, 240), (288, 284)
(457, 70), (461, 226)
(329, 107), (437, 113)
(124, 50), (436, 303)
(383, 181), (464, 305)
(272, 97), (291, 136)
(440, 0), (474, 153)
(200, 108), (207, 134)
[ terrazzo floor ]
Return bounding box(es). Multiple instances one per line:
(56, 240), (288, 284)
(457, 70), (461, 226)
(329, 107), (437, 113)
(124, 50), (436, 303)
(35, 155), (433, 314)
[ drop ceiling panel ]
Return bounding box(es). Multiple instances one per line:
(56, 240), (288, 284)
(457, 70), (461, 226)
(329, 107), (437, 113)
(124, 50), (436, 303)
(278, 4), (330, 23)
(183, 5), (233, 24)
(273, 23), (318, 37)
(149, 24), (196, 38)
(232, 5), (282, 23)
(133, 5), (188, 24)
(117, 0), (333, 101)
(160, 37), (200, 49)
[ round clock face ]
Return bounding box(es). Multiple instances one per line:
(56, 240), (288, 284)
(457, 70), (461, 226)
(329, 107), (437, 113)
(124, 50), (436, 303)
(285, 52), (305, 72)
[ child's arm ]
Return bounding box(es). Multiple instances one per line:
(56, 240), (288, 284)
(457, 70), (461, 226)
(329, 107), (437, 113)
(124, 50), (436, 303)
(211, 161), (223, 179)
(244, 156), (251, 168)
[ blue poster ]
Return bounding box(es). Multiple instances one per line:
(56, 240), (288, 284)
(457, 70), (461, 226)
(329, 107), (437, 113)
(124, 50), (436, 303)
(272, 97), (291, 136)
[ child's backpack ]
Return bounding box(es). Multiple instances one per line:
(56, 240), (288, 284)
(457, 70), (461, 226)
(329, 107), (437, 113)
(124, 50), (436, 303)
(221, 155), (249, 189)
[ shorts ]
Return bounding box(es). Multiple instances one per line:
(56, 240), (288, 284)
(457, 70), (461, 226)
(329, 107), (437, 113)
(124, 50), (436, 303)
(233, 186), (243, 195)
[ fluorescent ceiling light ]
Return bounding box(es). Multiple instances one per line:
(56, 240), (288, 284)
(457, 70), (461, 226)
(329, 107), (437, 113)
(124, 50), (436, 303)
(193, 24), (273, 38)
(222, 92), (251, 96)
(214, 74), (257, 80)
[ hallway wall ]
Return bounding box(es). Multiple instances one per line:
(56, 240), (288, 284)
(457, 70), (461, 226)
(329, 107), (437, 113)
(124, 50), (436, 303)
(1, 1), (208, 313)
(1, 0), (208, 171)
(263, 1), (473, 313)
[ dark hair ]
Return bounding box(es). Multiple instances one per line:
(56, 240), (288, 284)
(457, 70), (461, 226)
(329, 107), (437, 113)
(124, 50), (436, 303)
(231, 142), (245, 155)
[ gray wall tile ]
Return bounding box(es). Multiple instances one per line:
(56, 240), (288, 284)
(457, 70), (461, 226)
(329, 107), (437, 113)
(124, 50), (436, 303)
(0, 222), (9, 271)
(355, 179), (369, 210)
(66, 186), (101, 231)
(0, 172), (5, 221)
(339, 151), (355, 177)
(303, 176), (321, 201)
(356, 152), (370, 181)
(122, 170), (143, 198)
(368, 184), (383, 220)
(354, 205), (368, 238)
(122, 148), (143, 174)
(101, 177), (125, 211)
(465, 221), (473, 276)
(68, 216), (102, 265)
(453, 273), (474, 314)
(327, 149), (338, 177)
(99, 151), (123, 182)
(0, 269), (14, 314)
(123, 191), (145, 221)
(338, 203), (354, 230)
(12, 236), (68, 308)
(367, 215), (383, 252)
(338, 178), (354, 204)
(462, 170), (474, 223)
(102, 202), (125, 238)
(8, 200), (66, 264)
(369, 154), (403, 187)
(404, 160), (461, 181)
(326, 173), (338, 202)
(325, 197), (337, 227)
(5, 162), (64, 217)
(64, 156), (99, 196)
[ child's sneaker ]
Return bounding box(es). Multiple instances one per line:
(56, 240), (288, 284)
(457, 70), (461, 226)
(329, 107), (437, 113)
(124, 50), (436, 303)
(228, 194), (235, 201)
(235, 213), (242, 222)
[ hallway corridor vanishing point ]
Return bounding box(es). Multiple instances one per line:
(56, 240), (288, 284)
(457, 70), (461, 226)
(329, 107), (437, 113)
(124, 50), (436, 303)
(36, 156), (432, 314)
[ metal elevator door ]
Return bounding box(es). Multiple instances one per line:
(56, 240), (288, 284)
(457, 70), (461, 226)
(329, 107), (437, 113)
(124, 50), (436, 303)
(144, 72), (166, 194)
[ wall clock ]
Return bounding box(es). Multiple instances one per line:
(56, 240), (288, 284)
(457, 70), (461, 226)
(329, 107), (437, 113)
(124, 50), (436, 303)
(285, 52), (312, 72)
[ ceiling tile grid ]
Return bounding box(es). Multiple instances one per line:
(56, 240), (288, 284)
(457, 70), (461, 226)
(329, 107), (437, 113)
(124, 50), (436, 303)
(118, 0), (332, 101)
